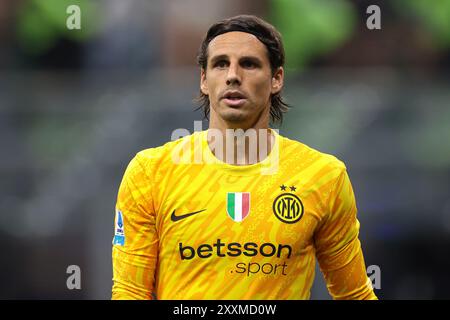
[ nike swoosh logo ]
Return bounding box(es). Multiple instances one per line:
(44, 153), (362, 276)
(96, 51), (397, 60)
(171, 209), (206, 222)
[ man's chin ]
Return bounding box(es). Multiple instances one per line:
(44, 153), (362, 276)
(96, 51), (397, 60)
(219, 109), (249, 124)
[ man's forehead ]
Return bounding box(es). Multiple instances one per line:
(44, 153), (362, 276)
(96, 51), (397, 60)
(207, 31), (268, 58)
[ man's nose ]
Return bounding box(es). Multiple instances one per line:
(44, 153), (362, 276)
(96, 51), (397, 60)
(226, 63), (241, 86)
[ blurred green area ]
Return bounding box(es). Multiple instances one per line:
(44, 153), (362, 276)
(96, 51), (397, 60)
(270, 0), (357, 72)
(16, 0), (98, 55)
(393, 0), (450, 49)
(270, 0), (450, 71)
(13, 0), (450, 67)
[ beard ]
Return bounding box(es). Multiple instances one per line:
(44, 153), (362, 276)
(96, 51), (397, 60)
(219, 107), (249, 123)
(209, 99), (270, 128)
(213, 98), (254, 124)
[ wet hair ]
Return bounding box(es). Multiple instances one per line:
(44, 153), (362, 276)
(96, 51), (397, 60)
(195, 14), (290, 124)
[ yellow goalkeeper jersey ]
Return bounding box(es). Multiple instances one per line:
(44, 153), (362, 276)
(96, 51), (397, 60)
(112, 130), (377, 300)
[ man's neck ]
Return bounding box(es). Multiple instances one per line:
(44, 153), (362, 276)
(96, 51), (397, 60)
(207, 120), (275, 166)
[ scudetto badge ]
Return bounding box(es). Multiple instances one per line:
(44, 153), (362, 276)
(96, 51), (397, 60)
(227, 192), (250, 222)
(273, 191), (304, 224)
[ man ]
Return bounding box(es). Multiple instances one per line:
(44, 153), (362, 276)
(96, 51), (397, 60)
(112, 15), (377, 300)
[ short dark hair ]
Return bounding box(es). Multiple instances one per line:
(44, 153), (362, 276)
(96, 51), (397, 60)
(195, 14), (290, 124)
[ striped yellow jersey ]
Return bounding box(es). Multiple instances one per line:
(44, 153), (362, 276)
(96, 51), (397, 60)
(112, 130), (377, 300)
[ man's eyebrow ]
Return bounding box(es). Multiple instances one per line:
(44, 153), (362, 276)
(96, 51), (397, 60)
(209, 54), (229, 64)
(209, 55), (263, 64)
(239, 56), (263, 64)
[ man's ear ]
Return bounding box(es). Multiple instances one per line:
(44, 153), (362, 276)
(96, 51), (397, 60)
(200, 68), (209, 95)
(271, 67), (284, 95)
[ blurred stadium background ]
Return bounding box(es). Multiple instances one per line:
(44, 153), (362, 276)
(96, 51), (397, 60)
(0, 0), (449, 299)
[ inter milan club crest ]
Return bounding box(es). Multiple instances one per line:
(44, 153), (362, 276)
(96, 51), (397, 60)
(227, 192), (250, 222)
(273, 185), (304, 224)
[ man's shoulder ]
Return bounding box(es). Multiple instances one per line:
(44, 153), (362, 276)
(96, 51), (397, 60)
(132, 131), (201, 168)
(280, 134), (347, 172)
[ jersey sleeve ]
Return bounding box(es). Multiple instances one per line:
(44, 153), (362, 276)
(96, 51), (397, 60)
(314, 166), (377, 300)
(112, 152), (158, 300)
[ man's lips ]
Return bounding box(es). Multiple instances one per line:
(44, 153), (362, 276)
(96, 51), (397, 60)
(222, 97), (247, 107)
(221, 91), (247, 107)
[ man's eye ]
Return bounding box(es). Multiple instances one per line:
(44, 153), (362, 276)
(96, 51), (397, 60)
(242, 60), (256, 68)
(215, 61), (228, 68)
